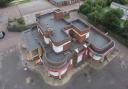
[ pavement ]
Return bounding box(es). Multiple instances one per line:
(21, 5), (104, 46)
(18, 0), (55, 15)
(0, 32), (20, 52)
(0, 5), (21, 19)
(0, 47), (51, 89)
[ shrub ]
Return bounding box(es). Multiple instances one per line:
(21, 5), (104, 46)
(8, 24), (28, 32)
(0, 0), (14, 7)
(8, 17), (28, 32)
(17, 17), (25, 25)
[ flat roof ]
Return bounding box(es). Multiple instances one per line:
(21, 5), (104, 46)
(38, 12), (110, 49)
(70, 40), (84, 51)
(71, 19), (89, 31)
(24, 27), (70, 63)
(44, 44), (69, 63)
(88, 28), (110, 49)
(38, 13), (69, 41)
(78, 19), (111, 49)
(22, 27), (40, 51)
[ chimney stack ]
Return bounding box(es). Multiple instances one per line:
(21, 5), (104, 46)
(53, 9), (65, 20)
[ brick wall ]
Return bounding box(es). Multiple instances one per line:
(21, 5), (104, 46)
(53, 10), (65, 20)
(69, 29), (86, 43)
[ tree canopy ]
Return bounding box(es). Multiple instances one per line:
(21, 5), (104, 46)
(79, 0), (128, 45)
(0, 0), (14, 7)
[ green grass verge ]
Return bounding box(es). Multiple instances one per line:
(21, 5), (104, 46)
(64, 15), (70, 19)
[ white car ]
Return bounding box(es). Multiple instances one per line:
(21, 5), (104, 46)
(0, 31), (5, 39)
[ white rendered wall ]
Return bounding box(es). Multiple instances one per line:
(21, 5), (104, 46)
(70, 59), (73, 65)
(92, 55), (101, 61)
(48, 66), (68, 76)
(60, 66), (68, 75)
(44, 34), (71, 53)
(44, 36), (50, 44)
(86, 32), (89, 38)
(52, 41), (71, 53)
(49, 71), (59, 76)
(77, 51), (84, 63)
(52, 43), (63, 53)
(77, 54), (83, 63)
(64, 29), (71, 35)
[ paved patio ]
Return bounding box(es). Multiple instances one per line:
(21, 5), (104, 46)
(0, 5), (21, 19)
(0, 32), (20, 52)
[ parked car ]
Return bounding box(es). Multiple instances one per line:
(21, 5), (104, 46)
(0, 31), (5, 39)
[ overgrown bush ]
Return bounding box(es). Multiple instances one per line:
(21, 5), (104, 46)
(8, 17), (28, 32)
(16, 17), (25, 25)
(0, 0), (14, 7)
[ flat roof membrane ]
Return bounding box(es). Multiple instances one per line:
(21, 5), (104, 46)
(23, 27), (68, 63)
(71, 19), (89, 31)
(88, 29), (109, 49)
(22, 28), (40, 51)
(38, 13), (69, 41)
(43, 42), (68, 63)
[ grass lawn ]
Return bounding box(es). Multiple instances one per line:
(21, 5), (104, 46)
(11, 0), (31, 4)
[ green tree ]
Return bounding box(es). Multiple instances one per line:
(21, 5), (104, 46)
(103, 8), (123, 23)
(79, 4), (85, 12)
(79, 0), (108, 15)
(101, 8), (123, 30)
(124, 20), (128, 30)
(81, 4), (92, 15)
(88, 11), (101, 24)
(0, 0), (14, 7)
